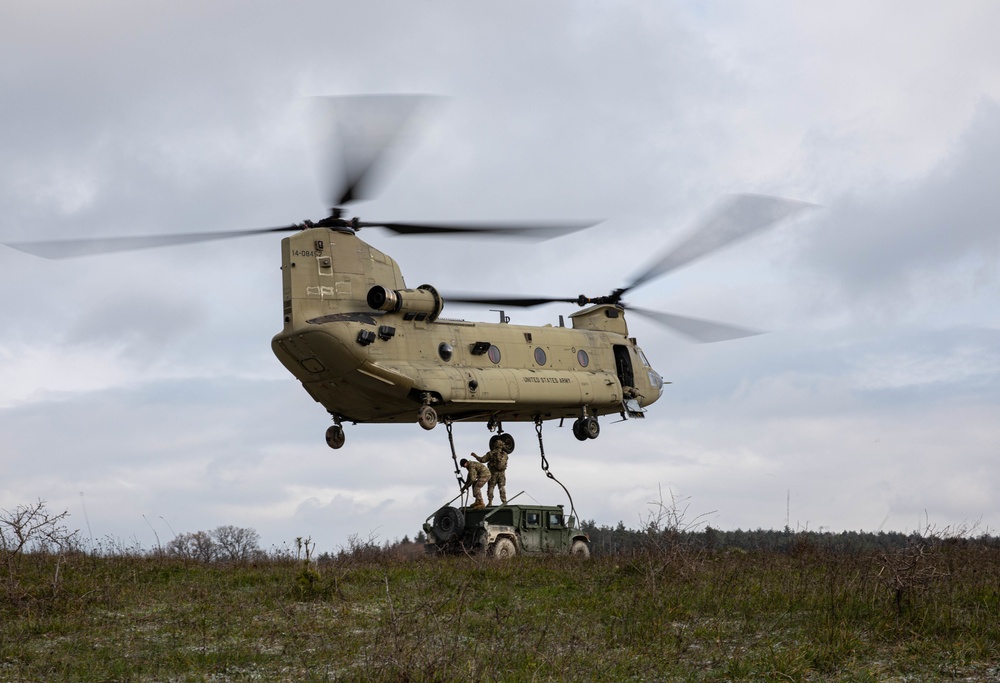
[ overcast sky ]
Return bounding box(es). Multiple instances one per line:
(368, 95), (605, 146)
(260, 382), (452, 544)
(2, 1), (999, 551)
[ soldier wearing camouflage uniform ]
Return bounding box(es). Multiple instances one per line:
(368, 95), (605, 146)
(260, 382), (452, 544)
(472, 443), (509, 506)
(459, 458), (491, 510)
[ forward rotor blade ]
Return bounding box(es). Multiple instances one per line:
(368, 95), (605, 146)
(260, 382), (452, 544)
(309, 95), (436, 208)
(628, 306), (765, 343)
(443, 293), (580, 308)
(624, 194), (818, 293)
(3, 225), (299, 259)
(366, 220), (600, 239)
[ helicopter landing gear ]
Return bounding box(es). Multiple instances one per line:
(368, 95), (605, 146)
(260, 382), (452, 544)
(325, 424), (346, 449)
(572, 416), (600, 441)
(487, 416), (515, 453)
(489, 432), (515, 453)
(418, 405), (438, 431)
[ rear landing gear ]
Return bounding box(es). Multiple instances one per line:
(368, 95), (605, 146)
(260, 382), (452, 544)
(490, 432), (515, 453)
(325, 424), (346, 449)
(572, 416), (600, 441)
(487, 416), (515, 453)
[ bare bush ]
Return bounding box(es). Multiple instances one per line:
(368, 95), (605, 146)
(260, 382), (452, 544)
(1, 499), (78, 560)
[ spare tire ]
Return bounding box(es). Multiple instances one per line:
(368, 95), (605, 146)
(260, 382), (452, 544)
(432, 506), (465, 543)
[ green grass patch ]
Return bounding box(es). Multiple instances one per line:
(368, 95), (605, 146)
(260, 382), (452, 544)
(2, 543), (1000, 681)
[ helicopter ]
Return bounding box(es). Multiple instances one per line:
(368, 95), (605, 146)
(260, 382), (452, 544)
(3, 95), (815, 452)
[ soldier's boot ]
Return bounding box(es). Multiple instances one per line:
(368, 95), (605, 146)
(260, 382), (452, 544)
(471, 501), (485, 510)
(487, 497), (494, 507)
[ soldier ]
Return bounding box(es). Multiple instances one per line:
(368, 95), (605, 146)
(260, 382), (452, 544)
(472, 441), (508, 506)
(459, 458), (491, 510)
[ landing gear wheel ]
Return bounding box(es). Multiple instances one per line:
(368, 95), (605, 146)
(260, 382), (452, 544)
(490, 433), (516, 453)
(417, 405), (438, 431)
(325, 425), (346, 449)
(583, 416), (600, 440)
(572, 418), (588, 442)
(491, 537), (517, 559)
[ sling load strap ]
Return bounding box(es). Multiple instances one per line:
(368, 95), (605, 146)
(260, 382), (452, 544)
(444, 419), (467, 505)
(535, 419), (578, 524)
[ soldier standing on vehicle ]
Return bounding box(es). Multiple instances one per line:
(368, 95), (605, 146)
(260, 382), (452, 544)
(472, 442), (508, 506)
(459, 458), (491, 510)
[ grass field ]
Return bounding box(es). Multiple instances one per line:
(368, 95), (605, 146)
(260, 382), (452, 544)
(3, 535), (1000, 681)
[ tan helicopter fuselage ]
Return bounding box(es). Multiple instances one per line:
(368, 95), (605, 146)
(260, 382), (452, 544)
(270, 227), (664, 426)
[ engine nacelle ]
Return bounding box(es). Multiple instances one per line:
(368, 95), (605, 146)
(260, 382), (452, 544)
(367, 284), (443, 322)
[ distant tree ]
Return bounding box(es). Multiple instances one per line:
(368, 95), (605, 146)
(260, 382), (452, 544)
(167, 531), (216, 562)
(212, 525), (260, 563)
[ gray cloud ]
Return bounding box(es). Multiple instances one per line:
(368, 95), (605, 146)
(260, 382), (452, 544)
(3, 2), (1000, 550)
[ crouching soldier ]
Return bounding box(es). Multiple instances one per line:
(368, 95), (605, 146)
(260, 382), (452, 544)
(472, 442), (508, 506)
(459, 458), (491, 510)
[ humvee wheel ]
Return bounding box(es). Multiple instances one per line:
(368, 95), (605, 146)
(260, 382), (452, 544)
(490, 433), (515, 453)
(325, 425), (346, 449)
(570, 540), (591, 559)
(417, 405), (438, 431)
(491, 537), (517, 559)
(432, 506), (464, 543)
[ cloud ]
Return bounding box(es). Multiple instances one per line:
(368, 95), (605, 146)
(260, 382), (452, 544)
(3, 2), (1000, 551)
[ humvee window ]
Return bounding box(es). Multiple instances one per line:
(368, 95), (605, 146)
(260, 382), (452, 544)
(490, 509), (513, 525)
(549, 513), (564, 528)
(525, 512), (540, 528)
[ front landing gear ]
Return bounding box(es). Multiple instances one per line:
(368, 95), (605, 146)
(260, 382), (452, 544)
(572, 416), (600, 441)
(325, 424), (346, 449)
(418, 405), (438, 431)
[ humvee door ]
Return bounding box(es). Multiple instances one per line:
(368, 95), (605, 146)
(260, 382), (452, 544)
(544, 511), (567, 552)
(520, 510), (543, 552)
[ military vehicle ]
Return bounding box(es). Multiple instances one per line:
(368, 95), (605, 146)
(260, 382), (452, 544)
(4, 95), (815, 452)
(424, 502), (591, 558)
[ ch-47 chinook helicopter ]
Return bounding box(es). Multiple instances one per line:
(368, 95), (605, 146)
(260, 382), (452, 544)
(4, 95), (814, 453)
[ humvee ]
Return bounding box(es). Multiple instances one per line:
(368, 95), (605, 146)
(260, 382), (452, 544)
(423, 503), (591, 558)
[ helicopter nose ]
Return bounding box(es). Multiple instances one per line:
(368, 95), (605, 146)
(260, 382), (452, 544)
(651, 371), (665, 397)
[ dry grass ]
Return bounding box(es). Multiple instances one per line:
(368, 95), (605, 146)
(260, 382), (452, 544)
(2, 535), (1000, 681)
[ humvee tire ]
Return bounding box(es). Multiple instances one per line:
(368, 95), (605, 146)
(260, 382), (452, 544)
(570, 539), (591, 558)
(491, 537), (517, 559)
(432, 506), (464, 543)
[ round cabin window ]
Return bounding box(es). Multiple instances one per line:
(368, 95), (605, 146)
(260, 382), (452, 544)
(488, 345), (501, 364)
(534, 347), (547, 365)
(438, 342), (453, 362)
(577, 349), (589, 367)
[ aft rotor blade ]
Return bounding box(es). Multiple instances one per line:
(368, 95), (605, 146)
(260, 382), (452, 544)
(366, 220), (600, 239)
(624, 194), (818, 293)
(309, 95), (436, 208)
(4, 225), (300, 259)
(444, 293), (580, 308)
(628, 306), (765, 343)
